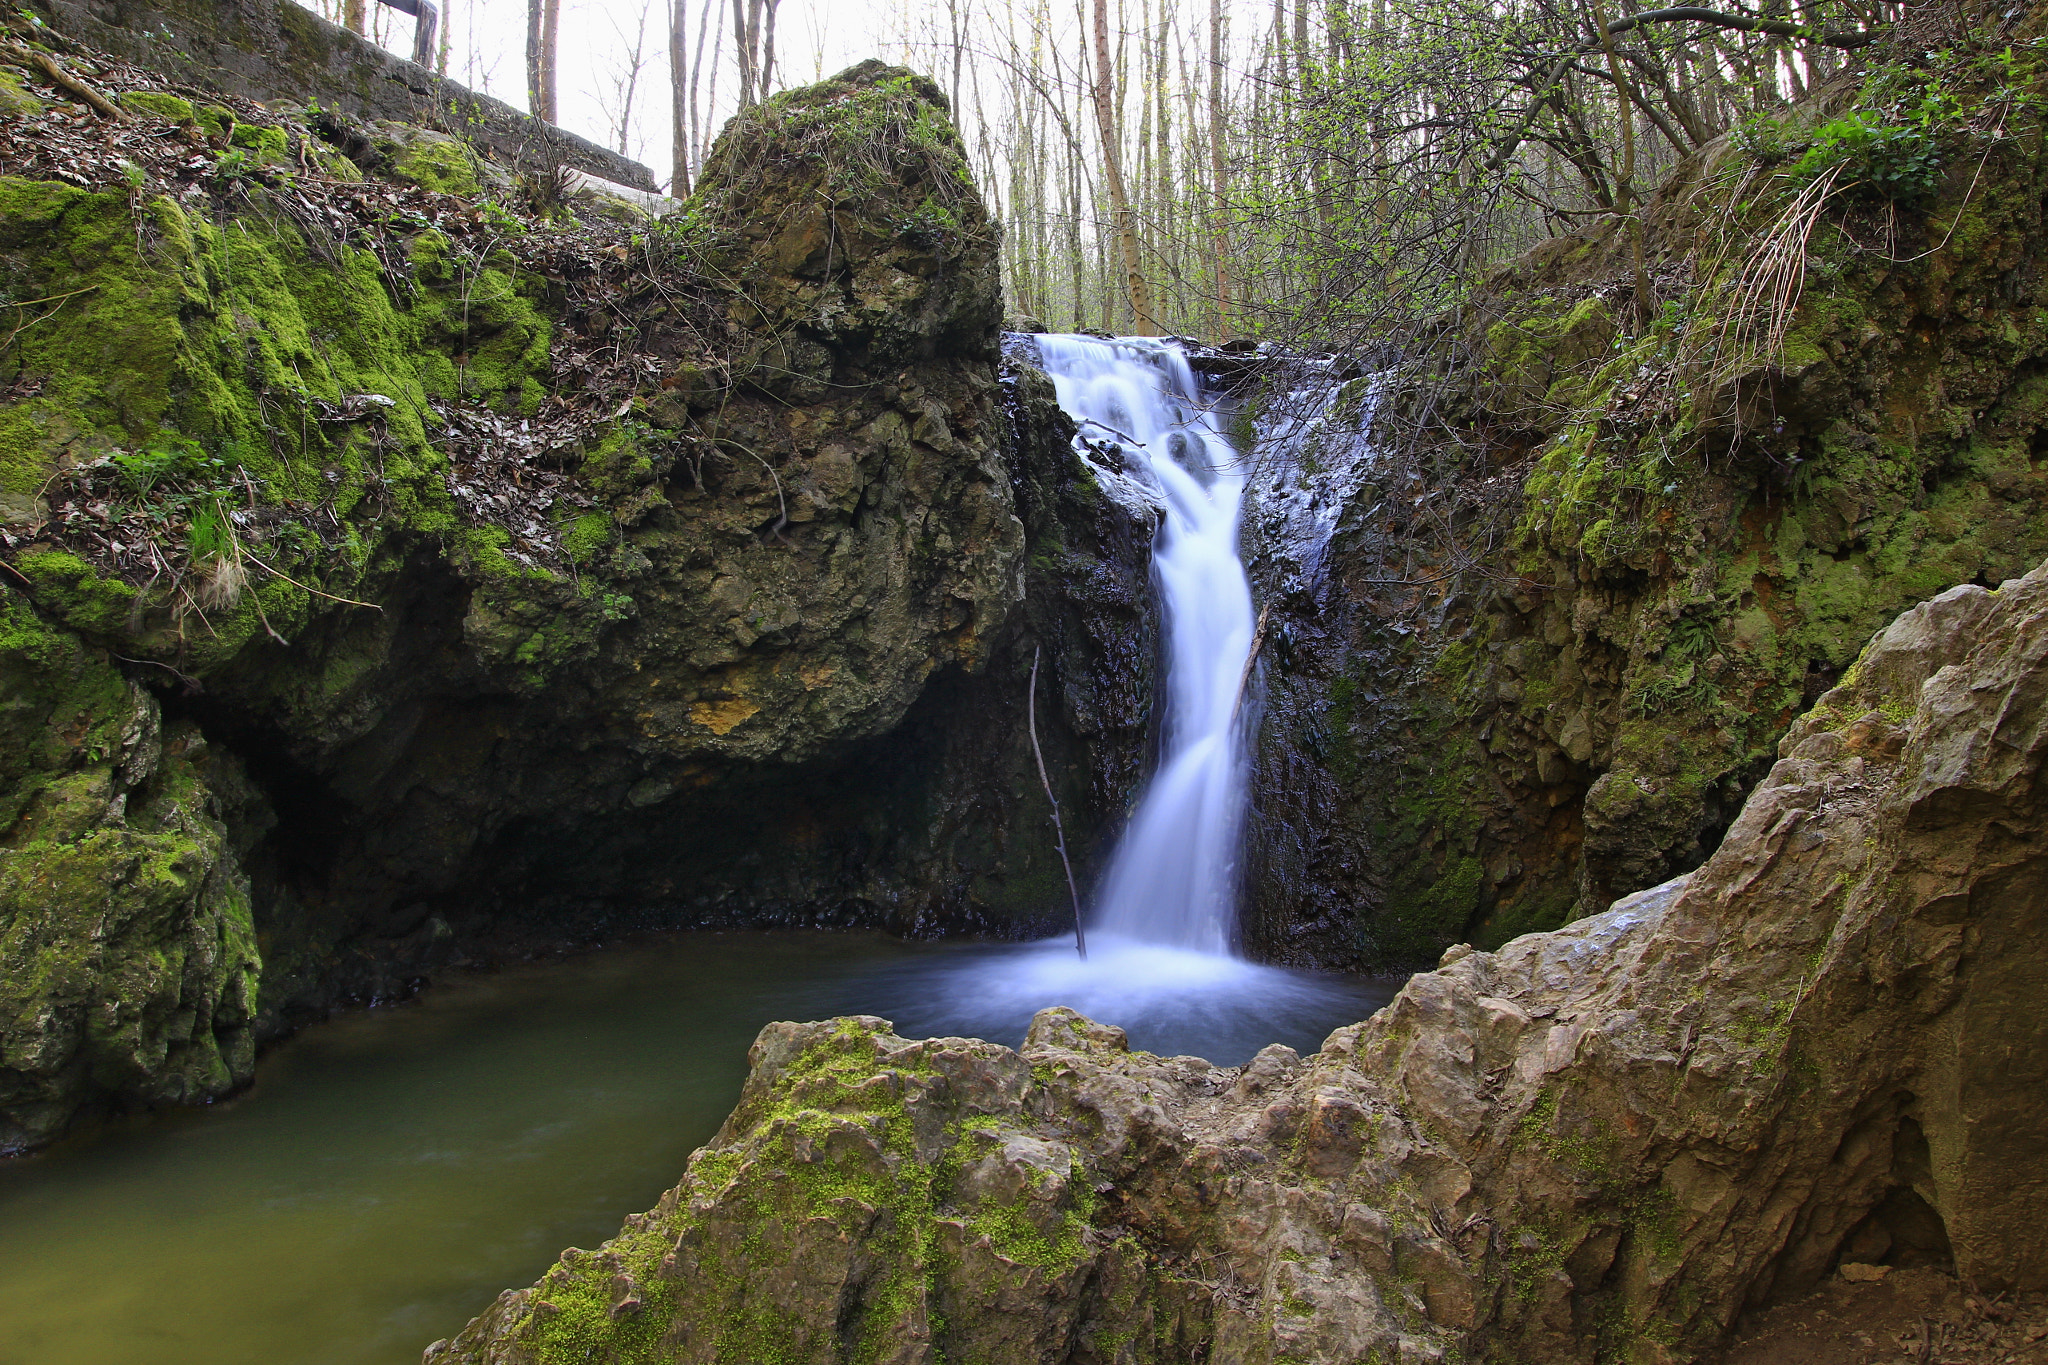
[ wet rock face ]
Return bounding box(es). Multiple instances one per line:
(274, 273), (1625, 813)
(1241, 50), (2048, 968)
(0, 54), (1150, 1146)
(435, 562), (2048, 1362)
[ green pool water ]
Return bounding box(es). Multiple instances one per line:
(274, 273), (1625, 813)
(0, 931), (1393, 1365)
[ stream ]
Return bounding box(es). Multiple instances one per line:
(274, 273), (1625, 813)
(0, 933), (1390, 1365)
(0, 336), (1395, 1363)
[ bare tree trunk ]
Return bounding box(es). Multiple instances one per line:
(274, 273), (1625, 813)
(690, 0), (716, 173)
(526, 0), (561, 123)
(670, 0), (692, 194)
(735, 0), (760, 109)
(343, 0), (367, 34)
(758, 0), (781, 99)
(947, 0), (965, 115)
(612, 3), (651, 157)
(1207, 0), (1234, 339)
(1092, 0), (1159, 334)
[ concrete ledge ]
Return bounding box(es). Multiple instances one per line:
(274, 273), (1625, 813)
(24, 0), (658, 190)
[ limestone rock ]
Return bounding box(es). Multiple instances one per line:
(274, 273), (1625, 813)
(0, 47), (1057, 1144)
(436, 560), (2048, 1362)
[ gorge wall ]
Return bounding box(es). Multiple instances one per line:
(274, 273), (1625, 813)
(1237, 27), (2048, 970)
(0, 27), (1156, 1152)
(433, 544), (2048, 1365)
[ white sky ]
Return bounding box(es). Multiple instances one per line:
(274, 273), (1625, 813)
(344, 0), (959, 191)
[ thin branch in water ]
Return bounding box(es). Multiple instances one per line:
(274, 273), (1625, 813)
(1029, 644), (1088, 960)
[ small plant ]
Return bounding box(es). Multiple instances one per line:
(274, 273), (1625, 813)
(1791, 110), (1944, 204)
(1734, 112), (1799, 166)
(476, 199), (524, 234)
(1664, 615), (1719, 663)
(114, 435), (217, 492)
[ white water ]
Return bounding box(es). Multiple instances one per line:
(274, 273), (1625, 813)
(807, 334), (1385, 1054)
(1035, 334), (1257, 955)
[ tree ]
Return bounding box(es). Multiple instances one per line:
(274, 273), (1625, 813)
(670, 0), (692, 195)
(599, 2), (657, 160)
(1208, 0), (1233, 338)
(526, 0), (561, 123)
(732, 0), (783, 111)
(1092, 0), (1160, 333)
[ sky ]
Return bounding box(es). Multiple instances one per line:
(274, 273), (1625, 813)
(328, 0), (958, 192)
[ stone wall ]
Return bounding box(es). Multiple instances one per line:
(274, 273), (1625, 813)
(23, 0), (656, 188)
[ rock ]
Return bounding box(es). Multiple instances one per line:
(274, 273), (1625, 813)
(0, 42), (1120, 1145)
(436, 560), (2048, 1362)
(1241, 67), (2048, 969)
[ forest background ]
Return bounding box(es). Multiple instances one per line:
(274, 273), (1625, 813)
(311, 0), (1915, 352)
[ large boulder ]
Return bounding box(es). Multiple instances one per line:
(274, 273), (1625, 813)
(430, 560), (2048, 1362)
(0, 50), (1042, 1147)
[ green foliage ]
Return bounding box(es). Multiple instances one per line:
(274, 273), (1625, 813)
(1791, 111), (1945, 204)
(112, 434), (218, 493)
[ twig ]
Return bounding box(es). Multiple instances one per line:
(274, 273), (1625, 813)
(0, 40), (127, 120)
(716, 439), (791, 545)
(1231, 602), (1273, 718)
(239, 549), (382, 610)
(111, 652), (200, 689)
(1079, 416), (1148, 447)
(223, 519), (289, 645)
(1029, 645), (1087, 960)
(1, 283), (98, 355)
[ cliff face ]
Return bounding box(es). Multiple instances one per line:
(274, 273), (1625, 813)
(430, 557), (2048, 1365)
(1239, 29), (2048, 969)
(0, 34), (1150, 1152)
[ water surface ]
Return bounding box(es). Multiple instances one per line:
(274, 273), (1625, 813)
(0, 930), (1393, 1365)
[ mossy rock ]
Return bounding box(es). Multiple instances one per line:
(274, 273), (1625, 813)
(119, 90), (194, 123)
(376, 126), (482, 197)
(228, 120), (291, 162)
(0, 70), (46, 119)
(195, 104), (235, 141)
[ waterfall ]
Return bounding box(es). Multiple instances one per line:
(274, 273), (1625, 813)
(1035, 334), (1255, 956)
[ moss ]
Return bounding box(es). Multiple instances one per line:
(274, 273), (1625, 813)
(966, 1196), (1091, 1275)
(1378, 854), (1484, 965)
(384, 132), (483, 197)
(406, 232), (553, 414)
(118, 90), (194, 122)
(194, 104), (235, 141)
(0, 172), (591, 675)
(0, 590), (132, 826)
(564, 510), (616, 562)
(1472, 880), (1580, 950)
(0, 71), (46, 119)
(227, 121), (291, 162)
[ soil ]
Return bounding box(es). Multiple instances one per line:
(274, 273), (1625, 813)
(1722, 1268), (2048, 1365)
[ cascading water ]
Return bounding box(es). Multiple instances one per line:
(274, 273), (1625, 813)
(1033, 334), (1255, 953)
(818, 334), (1387, 1056)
